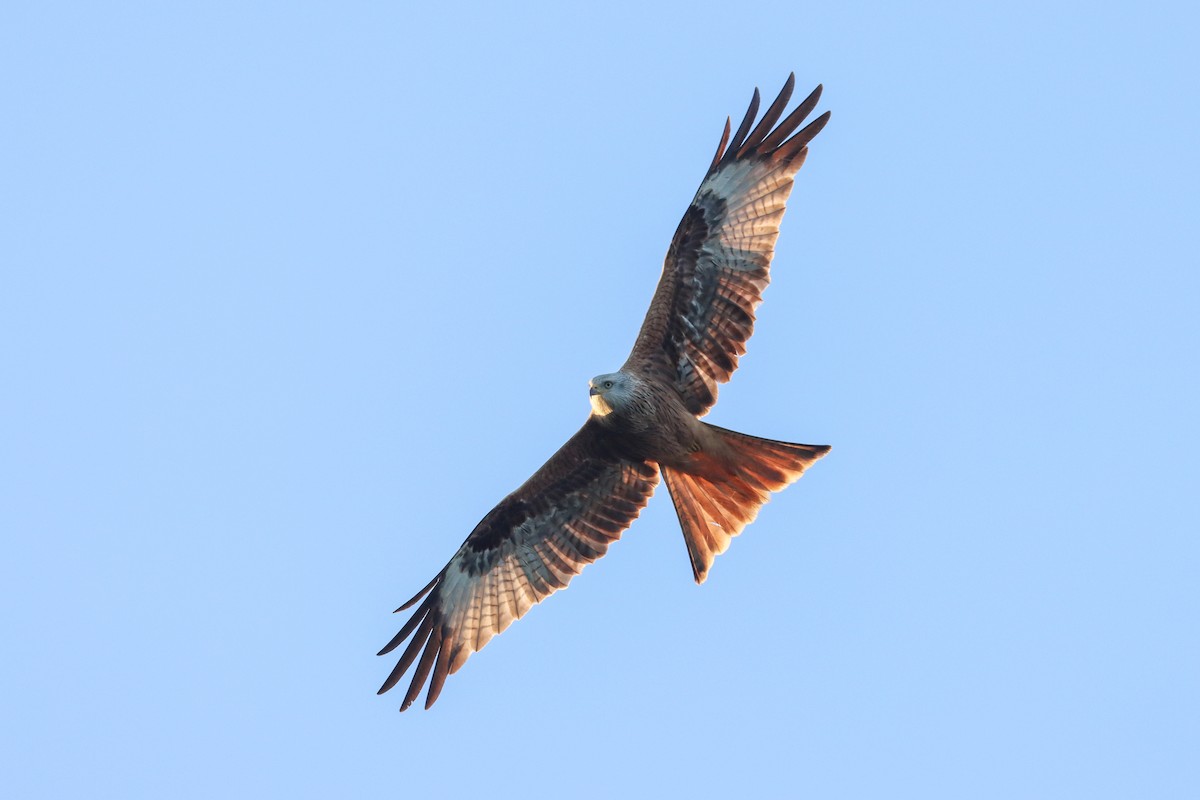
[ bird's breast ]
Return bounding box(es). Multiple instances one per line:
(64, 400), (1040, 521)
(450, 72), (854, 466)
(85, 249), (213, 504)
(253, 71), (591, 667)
(591, 387), (700, 466)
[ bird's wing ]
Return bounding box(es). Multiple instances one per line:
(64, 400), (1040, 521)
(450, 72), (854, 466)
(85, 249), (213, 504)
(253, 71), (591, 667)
(378, 419), (658, 711)
(625, 74), (830, 416)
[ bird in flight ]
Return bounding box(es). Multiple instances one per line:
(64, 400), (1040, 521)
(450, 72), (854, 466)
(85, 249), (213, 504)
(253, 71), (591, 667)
(379, 74), (832, 711)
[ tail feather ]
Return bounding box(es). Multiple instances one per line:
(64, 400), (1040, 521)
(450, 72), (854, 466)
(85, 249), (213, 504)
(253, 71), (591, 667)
(663, 424), (829, 584)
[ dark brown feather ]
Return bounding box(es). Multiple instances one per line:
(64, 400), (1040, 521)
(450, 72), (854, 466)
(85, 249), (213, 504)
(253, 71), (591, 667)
(401, 628), (442, 711)
(377, 593), (435, 656)
(776, 111), (831, 163)
(726, 87), (761, 159)
(395, 574), (439, 612)
(425, 634), (454, 710)
(708, 117), (731, 172)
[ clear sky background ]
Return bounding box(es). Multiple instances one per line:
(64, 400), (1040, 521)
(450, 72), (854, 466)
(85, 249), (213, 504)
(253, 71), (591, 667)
(3, 2), (1197, 798)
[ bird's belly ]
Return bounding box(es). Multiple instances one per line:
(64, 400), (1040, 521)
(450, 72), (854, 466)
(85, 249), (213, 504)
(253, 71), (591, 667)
(601, 405), (700, 466)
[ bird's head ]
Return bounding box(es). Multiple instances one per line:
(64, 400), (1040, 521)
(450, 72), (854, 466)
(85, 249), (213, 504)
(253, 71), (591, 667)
(588, 372), (633, 417)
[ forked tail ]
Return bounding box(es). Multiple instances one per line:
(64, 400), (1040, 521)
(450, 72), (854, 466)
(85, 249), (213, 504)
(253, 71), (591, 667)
(662, 424), (829, 583)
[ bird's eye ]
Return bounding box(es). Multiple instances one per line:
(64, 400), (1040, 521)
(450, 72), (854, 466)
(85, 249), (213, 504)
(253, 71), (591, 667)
(604, 381), (613, 389)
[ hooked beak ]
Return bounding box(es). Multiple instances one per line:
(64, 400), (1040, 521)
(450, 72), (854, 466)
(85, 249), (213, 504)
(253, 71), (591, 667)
(589, 385), (601, 396)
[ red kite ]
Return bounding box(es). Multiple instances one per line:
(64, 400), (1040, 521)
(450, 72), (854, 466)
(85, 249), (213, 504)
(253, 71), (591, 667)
(380, 75), (831, 711)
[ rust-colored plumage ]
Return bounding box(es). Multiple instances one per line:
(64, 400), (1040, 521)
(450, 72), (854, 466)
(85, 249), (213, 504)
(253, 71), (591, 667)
(379, 75), (832, 711)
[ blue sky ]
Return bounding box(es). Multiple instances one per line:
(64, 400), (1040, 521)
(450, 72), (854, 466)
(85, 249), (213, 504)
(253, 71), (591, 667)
(2, 2), (1197, 797)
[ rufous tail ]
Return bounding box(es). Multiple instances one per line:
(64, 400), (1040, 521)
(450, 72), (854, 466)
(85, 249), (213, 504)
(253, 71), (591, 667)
(662, 424), (830, 584)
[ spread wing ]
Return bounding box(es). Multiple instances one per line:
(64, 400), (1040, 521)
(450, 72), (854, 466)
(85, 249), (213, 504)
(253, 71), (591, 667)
(625, 74), (830, 416)
(377, 419), (658, 711)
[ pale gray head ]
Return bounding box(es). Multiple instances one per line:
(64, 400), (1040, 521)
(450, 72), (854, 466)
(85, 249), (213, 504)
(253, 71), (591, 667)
(588, 371), (634, 417)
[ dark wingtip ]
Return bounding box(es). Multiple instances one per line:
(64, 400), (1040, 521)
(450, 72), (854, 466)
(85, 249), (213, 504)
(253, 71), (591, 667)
(724, 86), (762, 164)
(709, 116), (732, 172)
(738, 73), (797, 157)
(716, 77), (830, 165)
(378, 614), (435, 694)
(396, 573), (440, 611)
(807, 109), (832, 138)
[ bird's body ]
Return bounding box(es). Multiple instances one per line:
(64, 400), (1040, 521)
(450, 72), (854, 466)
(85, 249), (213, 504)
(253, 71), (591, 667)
(379, 75), (832, 711)
(589, 369), (786, 483)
